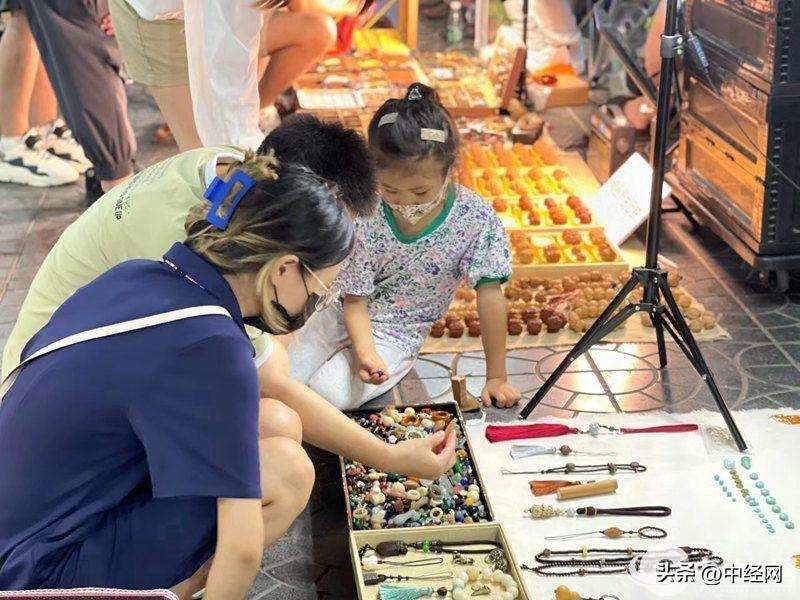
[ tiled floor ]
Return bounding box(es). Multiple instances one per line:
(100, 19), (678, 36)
(2, 83), (800, 600)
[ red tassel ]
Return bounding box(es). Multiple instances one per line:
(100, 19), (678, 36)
(485, 423), (578, 442)
(620, 424), (698, 434)
(529, 480), (582, 496)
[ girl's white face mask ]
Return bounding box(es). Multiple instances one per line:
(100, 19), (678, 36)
(383, 179), (450, 225)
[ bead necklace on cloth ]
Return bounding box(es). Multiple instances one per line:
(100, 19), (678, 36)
(522, 546), (722, 577)
(502, 462), (646, 476)
(509, 444), (617, 459)
(485, 421), (698, 443)
(525, 504), (671, 519)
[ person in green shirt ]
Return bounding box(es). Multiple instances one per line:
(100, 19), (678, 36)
(3, 114), (457, 483)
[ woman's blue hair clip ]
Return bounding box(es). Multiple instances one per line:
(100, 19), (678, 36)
(203, 169), (257, 230)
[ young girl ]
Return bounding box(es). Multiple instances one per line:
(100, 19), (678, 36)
(289, 83), (521, 410)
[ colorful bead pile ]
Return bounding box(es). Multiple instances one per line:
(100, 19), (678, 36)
(345, 406), (490, 530)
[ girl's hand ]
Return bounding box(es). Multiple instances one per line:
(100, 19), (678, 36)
(481, 378), (521, 408)
(386, 431), (457, 480)
(358, 350), (389, 385)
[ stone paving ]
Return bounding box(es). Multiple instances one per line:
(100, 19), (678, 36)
(1, 84), (799, 599)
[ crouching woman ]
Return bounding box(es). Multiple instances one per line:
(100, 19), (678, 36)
(0, 158), (351, 597)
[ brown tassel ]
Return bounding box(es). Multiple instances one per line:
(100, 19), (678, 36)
(529, 480), (582, 497)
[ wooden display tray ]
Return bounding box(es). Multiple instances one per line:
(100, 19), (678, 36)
(510, 231), (629, 279)
(340, 402), (495, 530)
(349, 523), (532, 600)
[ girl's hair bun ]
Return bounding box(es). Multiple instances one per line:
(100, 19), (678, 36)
(405, 83), (441, 106)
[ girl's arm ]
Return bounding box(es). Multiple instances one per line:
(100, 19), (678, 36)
(288, 0), (365, 17)
(343, 295), (389, 384)
(259, 342), (456, 479)
(205, 498), (264, 600)
(476, 282), (522, 408)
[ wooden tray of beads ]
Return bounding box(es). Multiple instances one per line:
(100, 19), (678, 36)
(509, 229), (629, 279)
(349, 523), (532, 600)
(340, 402), (495, 531)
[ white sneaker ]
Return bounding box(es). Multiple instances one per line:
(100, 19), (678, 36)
(0, 131), (80, 187)
(42, 119), (93, 174)
(259, 105), (281, 135)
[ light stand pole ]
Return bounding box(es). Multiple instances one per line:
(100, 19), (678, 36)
(518, 0), (748, 452)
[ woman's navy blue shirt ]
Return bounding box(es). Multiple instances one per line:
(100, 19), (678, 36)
(0, 243), (261, 588)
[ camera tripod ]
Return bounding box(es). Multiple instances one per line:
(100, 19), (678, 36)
(518, 0), (748, 452)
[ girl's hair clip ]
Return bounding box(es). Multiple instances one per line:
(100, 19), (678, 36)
(378, 112), (399, 127)
(203, 169), (256, 230)
(407, 86), (423, 101)
(421, 128), (447, 143)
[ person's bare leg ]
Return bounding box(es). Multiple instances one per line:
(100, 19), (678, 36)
(149, 85), (202, 152)
(169, 437), (314, 599)
(259, 398), (303, 443)
(0, 11), (38, 137)
(28, 61), (58, 128)
(258, 12), (337, 109)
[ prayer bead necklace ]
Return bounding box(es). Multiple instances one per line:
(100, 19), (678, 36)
(502, 462), (646, 476)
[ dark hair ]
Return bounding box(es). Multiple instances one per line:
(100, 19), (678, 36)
(367, 83), (459, 173)
(186, 155), (354, 274)
(258, 114), (379, 217)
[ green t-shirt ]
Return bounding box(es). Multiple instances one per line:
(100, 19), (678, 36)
(2, 146), (271, 379)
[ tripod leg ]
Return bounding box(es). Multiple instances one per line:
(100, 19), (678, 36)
(519, 276), (640, 419)
(658, 281), (748, 451)
(651, 310), (668, 367)
(657, 311), (694, 363)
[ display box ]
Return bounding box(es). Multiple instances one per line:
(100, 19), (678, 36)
(348, 523), (532, 600)
(509, 229), (629, 279)
(340, 402), (495, 531)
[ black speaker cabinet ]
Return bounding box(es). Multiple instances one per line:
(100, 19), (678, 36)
(686, 0), (800, 95)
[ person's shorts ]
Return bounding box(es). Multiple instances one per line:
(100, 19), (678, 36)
(56, 485), (216, 589)
(108, 0), (189, 88)
(0, 0), (22, 14)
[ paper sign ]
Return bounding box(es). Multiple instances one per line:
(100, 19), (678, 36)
(585, 152), (672, 246)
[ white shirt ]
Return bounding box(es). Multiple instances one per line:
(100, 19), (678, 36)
(127, 1), (266, 150)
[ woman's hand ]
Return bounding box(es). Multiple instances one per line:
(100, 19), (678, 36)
(385, 431), (457, 480)
(357, 349), (390, 385)
(481, 377), (521, 408)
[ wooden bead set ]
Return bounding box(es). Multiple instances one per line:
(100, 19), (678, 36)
(509, 228), (628, 276)
(429, 270), (717, 339)
(342, 404), (493, 531)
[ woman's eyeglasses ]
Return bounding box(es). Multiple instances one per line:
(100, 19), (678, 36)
(303, 264), (343, 312)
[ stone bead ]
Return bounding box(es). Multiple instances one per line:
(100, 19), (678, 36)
(501, 593), (514, 600)
(453, 589), (467, 600)
(741, 456), (751, 470)
(421, 418), (435, 429)
(786, 522), (795, 530)
(723, 458), (735, 470)
(370, 492), (385, 504)
(380, 415), (395, 427)
(467, 490), (481, 502)
(507, 586), (519, 599)
(452, 580), (463, 590)
(714, 474), (721, 481)
(766, 497), (777, 505)
(481, 567), (493, 580)
(749, 472), (758, 480)
(762, 518), (769, 523)
(761, 489), (770, 497)
(772, 505), (782, 513)
(503, 574), (515, 588)
(455, 571), (469, 585)
(466, 566), (480, 581)
(493, 569), (505, 582)
(756, 481), (765, 489)
(780, 513), (790, 521)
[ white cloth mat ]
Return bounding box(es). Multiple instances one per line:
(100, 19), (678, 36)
(466, 409), (800, 599)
